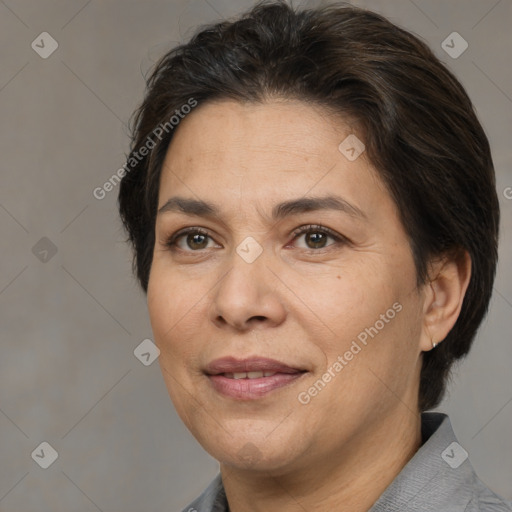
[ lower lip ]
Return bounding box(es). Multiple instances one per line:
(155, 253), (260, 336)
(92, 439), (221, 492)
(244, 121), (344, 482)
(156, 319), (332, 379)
(207, 373), (306, 400)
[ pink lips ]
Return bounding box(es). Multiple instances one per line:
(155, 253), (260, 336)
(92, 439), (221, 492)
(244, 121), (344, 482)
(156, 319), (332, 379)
(205, 357), (307, 400)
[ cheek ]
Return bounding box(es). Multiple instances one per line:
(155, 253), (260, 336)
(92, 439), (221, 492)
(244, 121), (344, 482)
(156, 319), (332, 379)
(147, 262), (185, 350)
(147, 266), (201, 418)
(147, 260), (207, 362)
(307, 257), (420, 382)
(146, 269), (170, 337)
(291, 261), (396, 347)
(314, 297), (423, 432)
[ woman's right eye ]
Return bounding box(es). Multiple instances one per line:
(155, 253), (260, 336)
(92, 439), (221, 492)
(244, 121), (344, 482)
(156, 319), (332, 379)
(165, 228), (218, 252)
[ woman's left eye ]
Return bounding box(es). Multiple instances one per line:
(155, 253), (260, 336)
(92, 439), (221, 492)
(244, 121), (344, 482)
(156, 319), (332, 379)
(290, 225), (345, 250)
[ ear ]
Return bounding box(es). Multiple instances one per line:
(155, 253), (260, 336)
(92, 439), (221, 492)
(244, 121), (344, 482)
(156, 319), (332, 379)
(419, 250), (472, 352)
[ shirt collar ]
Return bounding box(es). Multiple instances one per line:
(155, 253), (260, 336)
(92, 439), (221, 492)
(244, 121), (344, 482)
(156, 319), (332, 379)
(369, 412), (476, 511)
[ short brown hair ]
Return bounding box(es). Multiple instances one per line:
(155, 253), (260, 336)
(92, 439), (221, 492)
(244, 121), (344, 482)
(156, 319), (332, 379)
(118, 0), (500, 411)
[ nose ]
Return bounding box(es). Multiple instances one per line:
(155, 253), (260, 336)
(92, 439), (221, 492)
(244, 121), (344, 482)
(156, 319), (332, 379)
(209, 249), (287, 331)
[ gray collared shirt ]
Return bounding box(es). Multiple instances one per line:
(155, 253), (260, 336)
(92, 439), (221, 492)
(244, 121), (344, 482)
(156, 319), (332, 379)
(181, 412), (511, 511)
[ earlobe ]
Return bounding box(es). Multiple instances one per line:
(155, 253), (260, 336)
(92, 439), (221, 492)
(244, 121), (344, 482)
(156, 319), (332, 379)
(420, 251), (472, 352)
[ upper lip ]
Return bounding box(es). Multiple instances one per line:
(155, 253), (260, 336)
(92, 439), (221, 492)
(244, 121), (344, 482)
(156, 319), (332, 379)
(204, 357), (306, 375)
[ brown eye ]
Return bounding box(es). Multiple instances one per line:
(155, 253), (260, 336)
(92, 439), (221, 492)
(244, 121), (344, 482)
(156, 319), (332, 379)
(166, 228), (216, 251)
(304, 231), (329, 249)
(185, 233), (209, 250)
(291, 225), (345, 251)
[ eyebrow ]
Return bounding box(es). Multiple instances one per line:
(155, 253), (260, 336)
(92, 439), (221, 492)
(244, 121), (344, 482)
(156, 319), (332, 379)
(157, 195), (367, 222)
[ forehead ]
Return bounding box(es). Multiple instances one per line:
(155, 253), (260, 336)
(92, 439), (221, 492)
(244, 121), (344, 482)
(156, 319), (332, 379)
(156, 98), (391, 222)
(165, 99), (360, 171)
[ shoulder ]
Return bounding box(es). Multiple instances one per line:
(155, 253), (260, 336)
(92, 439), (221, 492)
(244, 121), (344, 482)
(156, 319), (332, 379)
(432, 413), (512, 512)
(467, 477), (512, 511)
(370, 412), (512, 512)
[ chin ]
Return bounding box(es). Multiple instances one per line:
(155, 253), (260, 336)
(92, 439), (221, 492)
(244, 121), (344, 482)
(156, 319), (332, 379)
(199, 429), (306, 474)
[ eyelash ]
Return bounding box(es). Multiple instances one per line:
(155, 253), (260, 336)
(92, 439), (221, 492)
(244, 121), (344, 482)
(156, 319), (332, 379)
(164, 224), (347, 253)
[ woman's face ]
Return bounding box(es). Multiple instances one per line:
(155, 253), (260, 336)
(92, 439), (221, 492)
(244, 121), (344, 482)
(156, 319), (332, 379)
(147, 98), (429, 473)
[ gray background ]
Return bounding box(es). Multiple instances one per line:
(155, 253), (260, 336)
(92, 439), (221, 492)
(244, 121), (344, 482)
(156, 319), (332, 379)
(0, 0), (510, 510)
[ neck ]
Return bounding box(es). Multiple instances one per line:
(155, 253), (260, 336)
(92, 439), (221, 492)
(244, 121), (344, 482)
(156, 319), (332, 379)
(221, 408), (422, 512)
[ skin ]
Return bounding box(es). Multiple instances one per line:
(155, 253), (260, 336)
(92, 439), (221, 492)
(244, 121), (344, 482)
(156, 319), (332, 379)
(147, 98), (471, 511)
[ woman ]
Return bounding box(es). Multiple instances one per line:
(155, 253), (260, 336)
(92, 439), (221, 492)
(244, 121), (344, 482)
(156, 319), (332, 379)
(118, 1), (511, 510)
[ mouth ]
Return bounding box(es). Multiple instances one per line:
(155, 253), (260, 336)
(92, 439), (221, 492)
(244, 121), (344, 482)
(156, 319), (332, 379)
(222, 371), (284, 379)
(204, 357), (308, 400)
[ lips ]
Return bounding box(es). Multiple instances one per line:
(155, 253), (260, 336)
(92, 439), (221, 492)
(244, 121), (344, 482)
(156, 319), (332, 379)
(204, 356), (305, 376)
(204, 357), (307, 400)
